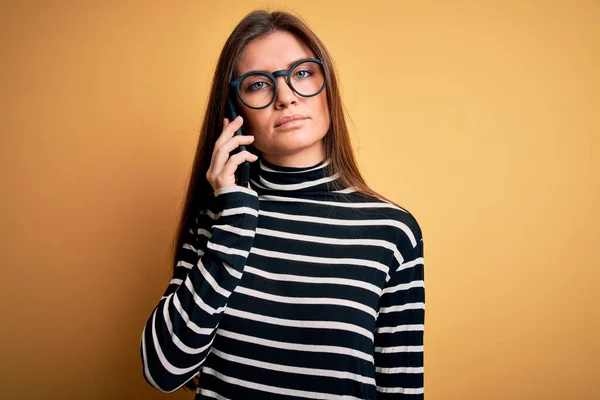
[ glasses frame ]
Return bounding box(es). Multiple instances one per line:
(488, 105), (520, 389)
(228, 57), (327, 110)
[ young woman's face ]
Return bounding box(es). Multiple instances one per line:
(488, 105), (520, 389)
(234, 31), (330, 167)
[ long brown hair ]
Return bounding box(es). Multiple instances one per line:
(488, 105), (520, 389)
(173, 9), (394, 391)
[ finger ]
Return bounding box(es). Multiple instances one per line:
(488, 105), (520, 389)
(215, 115), (242, 147)
(215, 118), (229, 147)
(221, 134), (255, 154)
(223, 115), (244, 139)
(211, 135), (255, 176)
(220, 151), (259, 178)
(215, 134), (254, 162)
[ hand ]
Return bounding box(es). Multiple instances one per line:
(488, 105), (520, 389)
(206, 115), (258, 192)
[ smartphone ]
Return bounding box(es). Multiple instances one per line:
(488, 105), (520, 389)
(226, 96), (250, 187)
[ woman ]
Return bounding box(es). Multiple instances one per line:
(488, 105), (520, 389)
(141, 9), (425, 399)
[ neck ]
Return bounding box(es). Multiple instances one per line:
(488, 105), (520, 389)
(259, 143), (326, 169)
(249, 155), (344, 197)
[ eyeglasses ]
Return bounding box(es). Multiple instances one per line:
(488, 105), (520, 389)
(229, 57), (327, 110)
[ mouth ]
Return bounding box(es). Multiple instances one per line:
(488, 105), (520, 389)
(274, 115), (309, 128)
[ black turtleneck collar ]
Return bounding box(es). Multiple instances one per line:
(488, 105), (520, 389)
(249, 156), (349, 197)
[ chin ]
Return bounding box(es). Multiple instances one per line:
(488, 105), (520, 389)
(277, 127), (319, 142)
(274, 141), (325, 157)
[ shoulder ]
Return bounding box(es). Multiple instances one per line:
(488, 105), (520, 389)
(337, 190), (423, 249)
(380, 198), (422, 253)
(373, 197), (424, 268)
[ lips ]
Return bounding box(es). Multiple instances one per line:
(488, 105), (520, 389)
(275, 114), (308, 128)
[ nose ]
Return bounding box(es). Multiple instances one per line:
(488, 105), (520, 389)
(274, 75), (298, 109)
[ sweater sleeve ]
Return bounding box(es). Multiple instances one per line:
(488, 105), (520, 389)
(140, 185), (259, 393)
(374, 222), (425, 398)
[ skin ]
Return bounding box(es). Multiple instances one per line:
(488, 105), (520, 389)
(233, 30), (330, 168)
(207, 30), (330, 192)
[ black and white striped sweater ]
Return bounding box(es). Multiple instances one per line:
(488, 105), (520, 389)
(141, 157), (425, 399)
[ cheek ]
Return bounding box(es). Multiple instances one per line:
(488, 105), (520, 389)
(314, 95), (330, 129)
(242, 110), (269, 132)
(243, 111), (272, 145)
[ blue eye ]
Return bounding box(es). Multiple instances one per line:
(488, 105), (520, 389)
(246, 80), (271, 92)
(250, 82), (265, 91)
(295, 68), (313, 79)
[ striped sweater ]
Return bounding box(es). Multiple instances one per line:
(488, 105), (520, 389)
(141, 157), (425, 399)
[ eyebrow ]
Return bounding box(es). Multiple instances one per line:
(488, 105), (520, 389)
(239, 57), (311, 76)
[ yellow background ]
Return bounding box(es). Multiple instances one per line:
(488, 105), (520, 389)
(1, 1), (598, 399)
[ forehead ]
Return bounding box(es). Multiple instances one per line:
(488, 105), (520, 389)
(236, 31), (316, 76)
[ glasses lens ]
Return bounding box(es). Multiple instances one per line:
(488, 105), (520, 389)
(290, 61), (325, 97)
(237, 61), (326, 108)
(239, 73), (275, 108)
